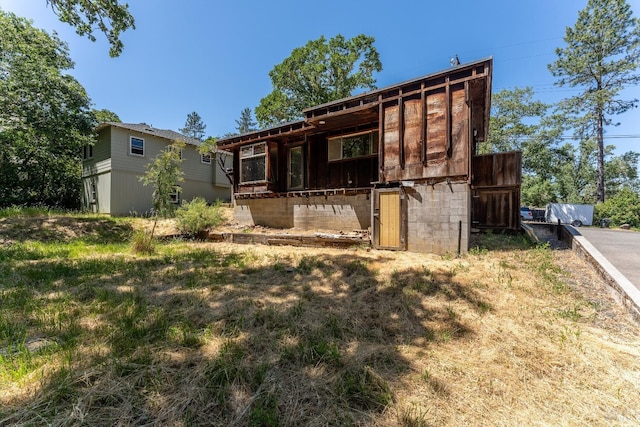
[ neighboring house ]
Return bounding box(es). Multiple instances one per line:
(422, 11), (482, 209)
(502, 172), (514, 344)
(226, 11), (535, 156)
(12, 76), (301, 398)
(82, 122), (232, 215)
(216, 57), (521, 255)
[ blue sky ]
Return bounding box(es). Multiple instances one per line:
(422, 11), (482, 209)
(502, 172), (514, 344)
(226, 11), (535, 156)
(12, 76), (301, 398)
(1, 0), (638, 156)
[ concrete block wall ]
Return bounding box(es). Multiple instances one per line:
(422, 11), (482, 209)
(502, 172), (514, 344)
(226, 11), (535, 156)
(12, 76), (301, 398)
(405, 182), (470, 255)
(234, 194), (371, 231)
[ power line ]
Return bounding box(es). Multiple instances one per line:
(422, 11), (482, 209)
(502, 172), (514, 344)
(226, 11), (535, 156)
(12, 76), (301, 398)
(514, 135), (640, 142)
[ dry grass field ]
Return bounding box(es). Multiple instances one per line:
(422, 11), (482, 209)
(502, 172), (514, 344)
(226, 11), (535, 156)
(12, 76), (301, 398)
(1, 213), (639, 426)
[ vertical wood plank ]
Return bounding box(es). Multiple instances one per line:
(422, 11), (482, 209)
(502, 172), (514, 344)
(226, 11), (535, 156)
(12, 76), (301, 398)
(445, 77), (451, 158)
(378, 97), (384, 182)
(399, 97), (405, 170)
(421, 85), (427, 165)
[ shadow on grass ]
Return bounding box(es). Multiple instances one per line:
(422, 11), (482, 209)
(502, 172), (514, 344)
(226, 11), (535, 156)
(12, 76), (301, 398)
(0, 215), (133, 244)
(1, 245), (491, 426)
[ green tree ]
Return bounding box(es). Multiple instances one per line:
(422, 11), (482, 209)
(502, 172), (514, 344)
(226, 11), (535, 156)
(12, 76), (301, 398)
(594, 187), (640, 227)
(138, 140), (184, 248)
(0, 10), (94, 208)
(45, 0), (135, 57)
(548, 0), (640, 203)
(223, 108), (258, 137)
(256, 34), (382, 127)
(482, 87), (549, 154)
(605, 151), (640, 195)
(484, 87), (568, 206)
(93, 108), (121, 124)
(140, 140), (185, 220)
(236, 107), (258, 134)
(180, 111), (207, 141)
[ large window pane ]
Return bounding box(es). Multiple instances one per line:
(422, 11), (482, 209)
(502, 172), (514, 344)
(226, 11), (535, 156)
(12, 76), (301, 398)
(289, 146), (303, 189)
(328, 131), (378, 161)
(130, 137), (144, 156)
(240, 142), (267, 183)
(241, 156), (266, 183)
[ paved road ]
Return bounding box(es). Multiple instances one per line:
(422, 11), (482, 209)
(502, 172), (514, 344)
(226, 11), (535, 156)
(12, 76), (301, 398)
(573, 227), (640, 291)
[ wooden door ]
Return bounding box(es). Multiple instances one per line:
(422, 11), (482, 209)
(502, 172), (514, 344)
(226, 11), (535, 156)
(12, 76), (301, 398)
(375, 190), (402, 249)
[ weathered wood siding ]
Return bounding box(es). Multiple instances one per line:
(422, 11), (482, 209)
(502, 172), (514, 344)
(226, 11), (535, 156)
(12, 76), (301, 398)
(471, 152), (521, 187)
(471, 152), (522, 230)
(382, 84), (469, 182)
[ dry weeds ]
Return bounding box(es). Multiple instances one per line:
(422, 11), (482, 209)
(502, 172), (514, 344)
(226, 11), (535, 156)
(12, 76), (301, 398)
(1, 216), (639, 426)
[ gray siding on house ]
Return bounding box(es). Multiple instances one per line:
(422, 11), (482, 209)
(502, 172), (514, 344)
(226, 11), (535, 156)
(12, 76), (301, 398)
(81, 124), (232, 215)
(109, 172), (230, 216)
(81, 127), (111, 178)
(110, 170), (155, 216)
(214, 152), (232, 187)
(180, 179), (231, 205)
(108, 127), (224, 186)
(81, 129), (112, 212)
(82, 171), (111, 213)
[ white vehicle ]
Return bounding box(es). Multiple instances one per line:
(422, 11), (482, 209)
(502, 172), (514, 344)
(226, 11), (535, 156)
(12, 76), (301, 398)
(545, 203), (594, 227)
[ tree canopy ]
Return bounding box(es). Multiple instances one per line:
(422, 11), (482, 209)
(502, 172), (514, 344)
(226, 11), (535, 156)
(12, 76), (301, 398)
(0, 10), (94, 208)
(255, 34), (382, 128)
(93, 108), (121, 124)
(487, 87), (639, 207)
(180, 112), (206, 141)
(45, 0), (135, 57)
(548, 0), (640, 202)
(235, 107), (258, 135)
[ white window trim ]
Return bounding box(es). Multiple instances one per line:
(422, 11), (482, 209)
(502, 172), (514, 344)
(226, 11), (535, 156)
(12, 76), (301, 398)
(169, 186), (181, 204)
(130, 136), (145, 157)
(90, 182), (97, 203)
(240, 141), (267, 184)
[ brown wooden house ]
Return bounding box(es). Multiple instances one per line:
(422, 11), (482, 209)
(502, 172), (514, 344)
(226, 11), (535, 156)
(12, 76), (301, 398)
(217, 57), (521, 254)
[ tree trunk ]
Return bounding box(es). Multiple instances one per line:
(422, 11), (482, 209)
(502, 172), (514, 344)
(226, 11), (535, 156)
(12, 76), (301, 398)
(596, 108), (605, 203)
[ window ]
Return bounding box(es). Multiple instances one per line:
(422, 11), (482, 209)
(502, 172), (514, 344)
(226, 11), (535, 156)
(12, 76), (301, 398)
(130, 136), (144, 156)
(328, 131), (378, 161)
(201, 153), (212, 164)
(82, 144), (93, 160)
(168, 145), (183, 159)
(169, 186), (180, 204)
(240, 142), (267, 183)
(90, 182), (96, 203)
(288, 145), (303, 190)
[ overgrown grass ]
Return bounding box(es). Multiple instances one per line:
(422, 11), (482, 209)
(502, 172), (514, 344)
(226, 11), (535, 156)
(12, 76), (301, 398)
(1, 217), (639, 426)
(0, 205), (68, 218)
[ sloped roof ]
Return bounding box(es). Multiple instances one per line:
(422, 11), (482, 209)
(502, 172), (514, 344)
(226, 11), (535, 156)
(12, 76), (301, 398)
(216, 57), (492, 150)
(95, 122), (219, 151)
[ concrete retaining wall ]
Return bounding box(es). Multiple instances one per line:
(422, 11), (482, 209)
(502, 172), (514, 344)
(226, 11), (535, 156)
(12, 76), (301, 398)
(561, 226), (640, 322)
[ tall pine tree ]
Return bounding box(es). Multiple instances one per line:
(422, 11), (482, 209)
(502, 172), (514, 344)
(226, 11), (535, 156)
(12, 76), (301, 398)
(548, 0), (640, 203)
(236, 107), (258, 134)
(180, 111), (206, 141)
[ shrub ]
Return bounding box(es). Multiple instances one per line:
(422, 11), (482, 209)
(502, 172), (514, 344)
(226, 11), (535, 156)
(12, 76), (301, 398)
(175, 198), (225, 239)
(594, 187), (640, 228)
(131, 229), (155, 254)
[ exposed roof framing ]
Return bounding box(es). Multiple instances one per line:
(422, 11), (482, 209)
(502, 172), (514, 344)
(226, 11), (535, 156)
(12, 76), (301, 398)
(217, 57), (492, 150)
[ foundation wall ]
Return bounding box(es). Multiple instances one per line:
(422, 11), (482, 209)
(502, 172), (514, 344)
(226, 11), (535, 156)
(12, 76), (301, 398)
(234, 194), (371, 231)
(404, 182), (471, 255)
